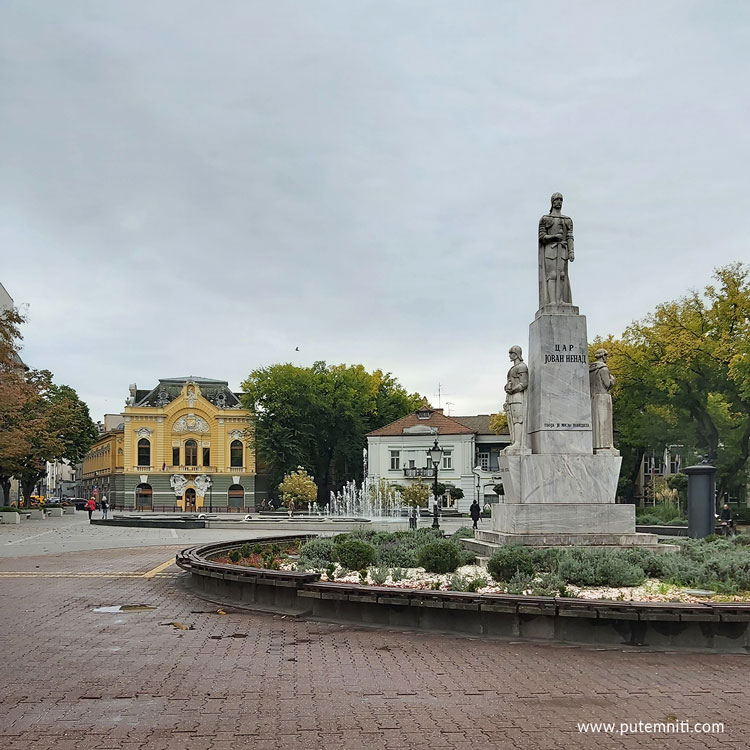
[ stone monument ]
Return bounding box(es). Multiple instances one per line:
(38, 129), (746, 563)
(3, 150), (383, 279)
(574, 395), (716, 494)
(467, 194), (663, 552)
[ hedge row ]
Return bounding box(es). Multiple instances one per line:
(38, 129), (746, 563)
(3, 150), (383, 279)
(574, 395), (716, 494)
(487, 535), (750, 593)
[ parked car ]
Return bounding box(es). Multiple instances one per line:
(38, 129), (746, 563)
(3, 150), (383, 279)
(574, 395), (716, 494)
(71, 498), (91, 511)
(45, 498), (62, 506)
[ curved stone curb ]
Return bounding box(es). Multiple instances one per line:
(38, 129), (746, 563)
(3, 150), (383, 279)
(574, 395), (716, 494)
(177, 538), (750, 653)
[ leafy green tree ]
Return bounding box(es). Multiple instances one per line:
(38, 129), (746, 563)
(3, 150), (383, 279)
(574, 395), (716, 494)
(243, 362), (422, 501)
(597, 263), (750, 503)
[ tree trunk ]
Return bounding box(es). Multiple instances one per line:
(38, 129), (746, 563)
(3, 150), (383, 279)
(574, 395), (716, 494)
(21, 476), (37, 507)
(0, 476), (11, 505)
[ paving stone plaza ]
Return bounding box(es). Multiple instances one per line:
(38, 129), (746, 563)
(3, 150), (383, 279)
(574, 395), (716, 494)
(1, 516), (748, 749)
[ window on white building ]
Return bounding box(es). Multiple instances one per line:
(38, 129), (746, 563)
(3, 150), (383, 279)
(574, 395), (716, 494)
(390, 451), (400, 470)
(478, 452), (489, 471)
(442, 450), (452, 470)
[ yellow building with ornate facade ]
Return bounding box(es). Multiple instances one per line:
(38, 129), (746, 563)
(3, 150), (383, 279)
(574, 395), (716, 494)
(81, 377), (256, 511)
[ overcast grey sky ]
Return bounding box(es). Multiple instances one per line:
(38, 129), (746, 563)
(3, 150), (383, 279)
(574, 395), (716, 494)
(2, 1), (748, 422)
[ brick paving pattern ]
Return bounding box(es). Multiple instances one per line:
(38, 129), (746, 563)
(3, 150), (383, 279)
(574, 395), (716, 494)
(1, 546), (749, 749)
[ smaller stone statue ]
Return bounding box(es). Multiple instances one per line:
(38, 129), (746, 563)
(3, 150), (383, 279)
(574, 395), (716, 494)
(589, 348), (618, 453)
(503, 346), (529, 454)
(170, 474), (188, 497)
(195, 474), (212, 497)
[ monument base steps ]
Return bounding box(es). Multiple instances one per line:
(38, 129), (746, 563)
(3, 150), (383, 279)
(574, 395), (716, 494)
(464, 531), (678, 558)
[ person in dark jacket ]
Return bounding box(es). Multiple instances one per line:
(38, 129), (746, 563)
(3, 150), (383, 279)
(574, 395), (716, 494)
(719, 503), (734, 535)
(469, 500), (481, 530)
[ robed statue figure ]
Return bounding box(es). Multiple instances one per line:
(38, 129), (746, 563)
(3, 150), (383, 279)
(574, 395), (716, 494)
(502, 346), (529, 454)
(538, 192), (574, 308)
(589, 348), (617, 453)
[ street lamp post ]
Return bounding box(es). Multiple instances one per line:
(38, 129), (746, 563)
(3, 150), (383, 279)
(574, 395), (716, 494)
(428, 439), (443, 530)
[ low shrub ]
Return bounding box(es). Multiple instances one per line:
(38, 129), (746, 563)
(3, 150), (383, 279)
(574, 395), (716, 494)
(390, 567), (406, 582)
(228, 549), (241, 563)
(487, 545), (534, 581)
(505, 572), (535, 594)
(456, 546), (477, 567)
(239, 543), (251, 558)
(621, 547), (670, 579)
(531, 547), (566, 573)
(0, 506), (21, 513)
(447, 572), (488, 592)
(333, 539), (377, 571)
(465, 574), (488, 592)
(416, 540), (462, 574)
(372, 528), (444, 568)
(299, 537), (335, 567)
(370, 565), (390, 585)
(557, 550), (645, 587)
(451, 527), (475, 540)
(530, 572), (569, 597)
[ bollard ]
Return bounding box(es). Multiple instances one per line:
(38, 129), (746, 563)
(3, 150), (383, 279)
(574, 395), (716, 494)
(432, 503), (440, 530)
(685, 462), (716, 539)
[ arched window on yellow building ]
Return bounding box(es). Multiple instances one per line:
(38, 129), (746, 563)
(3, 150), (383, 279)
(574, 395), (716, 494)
(185, 440), (198, 467)
(137, 438), (151, 467)
(230, 440), (243, 468)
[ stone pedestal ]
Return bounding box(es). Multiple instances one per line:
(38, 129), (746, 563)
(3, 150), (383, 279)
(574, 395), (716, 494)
(527, 312), (592, 454)
(499, 453), (621, 505)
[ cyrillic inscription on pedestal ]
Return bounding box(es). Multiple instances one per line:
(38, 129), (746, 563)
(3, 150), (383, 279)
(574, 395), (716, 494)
(527, 313), (592, 454)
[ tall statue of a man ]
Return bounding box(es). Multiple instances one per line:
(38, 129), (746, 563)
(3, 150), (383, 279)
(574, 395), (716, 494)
(503, 346), (529, 453)
(538, 192), (574, 308)
(589, 348), (617, 453)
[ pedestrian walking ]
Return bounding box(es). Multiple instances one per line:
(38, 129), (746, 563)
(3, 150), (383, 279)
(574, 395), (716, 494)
(85, 497), (96, 521)
(469, 499), (481, 530)
(409, 506), (418, 530)
(100, 496), (109, 520)
(288, 499), (295, 518)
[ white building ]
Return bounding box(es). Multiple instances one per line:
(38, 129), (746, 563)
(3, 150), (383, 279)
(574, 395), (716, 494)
(44, 459), (78, 499)
(366, 405), (509, 512)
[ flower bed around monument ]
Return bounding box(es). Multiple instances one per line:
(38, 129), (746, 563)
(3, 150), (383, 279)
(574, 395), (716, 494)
(213, 528), (750, 603)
